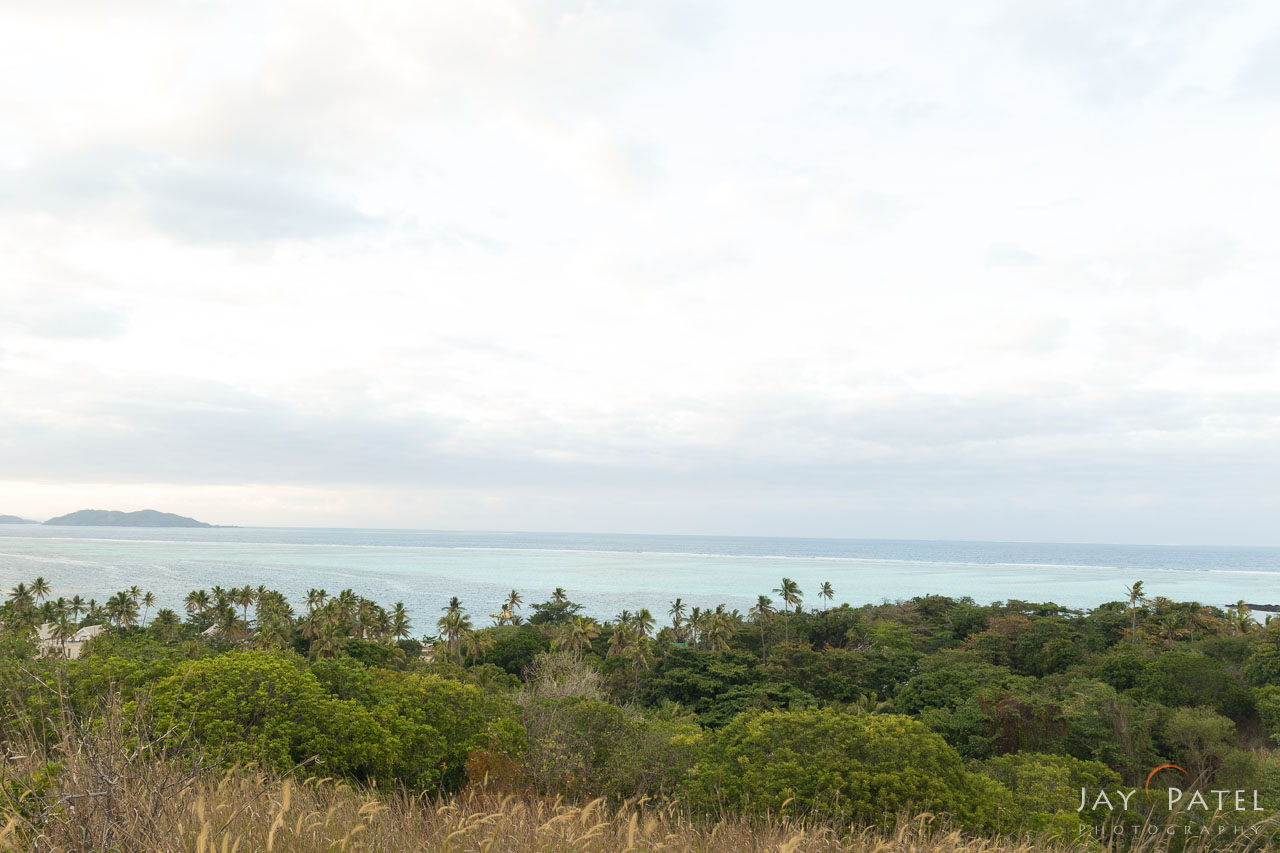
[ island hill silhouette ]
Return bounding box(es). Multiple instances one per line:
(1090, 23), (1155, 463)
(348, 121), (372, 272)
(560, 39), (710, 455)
(39, 509), (224, 528)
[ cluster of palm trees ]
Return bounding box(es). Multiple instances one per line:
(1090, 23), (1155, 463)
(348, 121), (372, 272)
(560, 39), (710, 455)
(6, 573), (845, 666)
(4, 579), (183, 645)
(606, 609), (656, 663)
(1124, 581), (1256, 646)
(3, 578), (415, 660)
(184, 584), (295, 647)
(296, 587), (412, 658)
(440, 588), (608, 665)
(180, 585), (413, 657)
(429, 577), (839, 674)
(437, 595), (488, 664)
(488, 589), (524, 626)
(666, 599), (740, 651)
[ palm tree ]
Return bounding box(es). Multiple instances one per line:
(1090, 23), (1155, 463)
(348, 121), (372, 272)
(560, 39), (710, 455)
(53, 614), (76, 654)
(1125, 581), (1148, 645)
(391, 602), (412, 640)
(668, 598), (686, 641)
(1183, 604), (1222, 641)
(563, 615), (600, 660)
(141, 591), (156, 625)
(749, 595), (774, 662)
(255, 590), (292, 624)
(506, 589), (523, 614)
(152, 608), (181, 640)
(8, 582), (32, 611)
(107, 591), (138, 628)
(40, 600), (60, 625)
(231, 586), (255, 625)
(773, 578), (802, 645)
(369, 607), (392, 643)
(819, 581), (834, 610)
(436, 605), (473, 665)
(687, 607), (705, 647)
(608, 622), (636, 658)
(69, 595), (86, 623)
(310, 622), (343, 659)
(30, 577), (51, 602)
(184, 589), (210, 616)
(306, 588), (328, 613)
(128, 585), (143, 605)
(634, 608), (656, 638)
(1157, 611), (1186, 647)
(705, 607), (734, 652)
(211, 603), (247, 641)
(463, 629), (495, 662)
(334, 589), (358, 622)
(299, 607), (327, 643)
(551, 587), (569, 605)
(1230, 600), (1256, 636)
(355, 598), (378, 640)
(252, 621), (289, 650)
(6, 602), (39, 637)
(622, 636), (655, 698)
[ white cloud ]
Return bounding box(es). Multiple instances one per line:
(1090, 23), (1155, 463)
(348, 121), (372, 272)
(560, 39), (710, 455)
(1, 0), (1278, 543)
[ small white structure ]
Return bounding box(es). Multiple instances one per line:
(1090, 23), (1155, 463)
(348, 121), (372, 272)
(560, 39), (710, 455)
(36, 623), (105, 660)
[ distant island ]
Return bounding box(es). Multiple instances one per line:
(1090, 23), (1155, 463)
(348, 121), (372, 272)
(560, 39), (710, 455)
(0, 514), (36, 524)
(42, 509), (218, 528)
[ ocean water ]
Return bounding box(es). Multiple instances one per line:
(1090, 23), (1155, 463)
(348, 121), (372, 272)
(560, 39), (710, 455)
(1, 525), (1278, 632)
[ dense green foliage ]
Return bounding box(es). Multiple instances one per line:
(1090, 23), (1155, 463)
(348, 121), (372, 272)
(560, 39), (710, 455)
(687, 709), (1015, 833)
(3, 575), (1280, 844)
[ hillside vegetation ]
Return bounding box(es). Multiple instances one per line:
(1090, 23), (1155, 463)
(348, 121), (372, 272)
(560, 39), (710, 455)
(3, 577), (1280, 850)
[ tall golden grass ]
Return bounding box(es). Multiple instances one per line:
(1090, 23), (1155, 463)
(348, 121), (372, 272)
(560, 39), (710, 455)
(6, 756), (1278, 852)
(1, 767), (1070, 853)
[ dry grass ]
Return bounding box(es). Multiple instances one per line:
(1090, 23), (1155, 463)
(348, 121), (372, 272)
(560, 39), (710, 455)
(7, 761), (1276, 853)
(2, 768), (1084, 853)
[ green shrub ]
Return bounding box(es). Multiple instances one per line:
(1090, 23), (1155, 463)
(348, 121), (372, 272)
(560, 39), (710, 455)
(980, 752), (1121, 829)
(311, 655), (524, 790)
(1256, 686), (1280, 746)
(487, 627), (551, 676)
(343, 638), (400, 668)
(1244, 623), (1280, 686)
(893, 652), (1036, 758)
(1160, 706), (1236, 782)
(685, 708), (1014, 833)
(1133, 652), (1253, 719)
(640, 648), (762, 719)
(518, 696), (700, 799)
(146, 651), (391, 780)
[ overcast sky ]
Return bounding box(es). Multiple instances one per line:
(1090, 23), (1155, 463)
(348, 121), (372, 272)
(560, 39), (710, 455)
(2, 1), (1279, 544)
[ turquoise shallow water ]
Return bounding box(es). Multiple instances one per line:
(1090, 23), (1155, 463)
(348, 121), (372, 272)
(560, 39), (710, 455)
(0, 525), (1277, 632)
